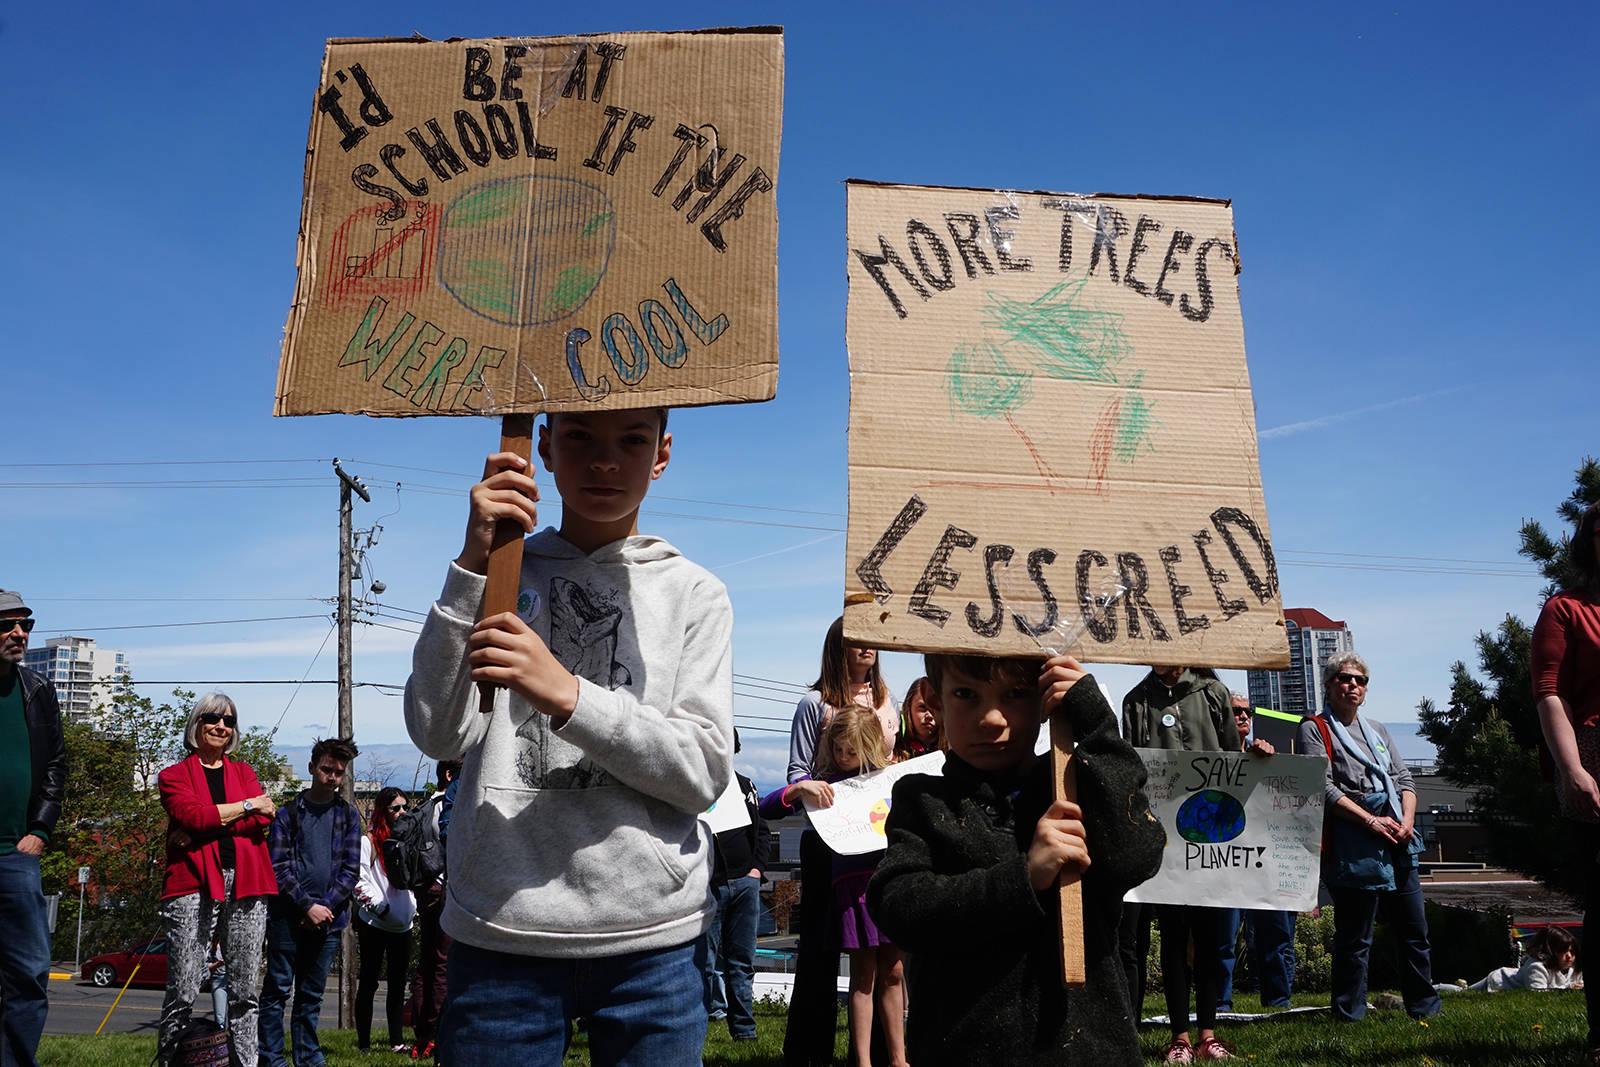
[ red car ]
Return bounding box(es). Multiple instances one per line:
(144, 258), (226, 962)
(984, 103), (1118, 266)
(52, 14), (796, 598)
(82, 937), (170, 988)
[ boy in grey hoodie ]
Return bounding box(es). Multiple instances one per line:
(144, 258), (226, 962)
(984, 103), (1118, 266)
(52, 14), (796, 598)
(404, 408), (734, 1066)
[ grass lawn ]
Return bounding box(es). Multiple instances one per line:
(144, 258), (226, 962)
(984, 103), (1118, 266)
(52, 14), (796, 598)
(37, 991), (1589, 1065)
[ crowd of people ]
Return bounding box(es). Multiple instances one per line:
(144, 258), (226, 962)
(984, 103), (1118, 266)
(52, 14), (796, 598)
(1, 432), (1596, 1067)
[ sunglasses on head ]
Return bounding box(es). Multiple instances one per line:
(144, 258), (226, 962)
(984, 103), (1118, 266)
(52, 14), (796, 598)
(1334, 671), (1368, 687)
(198, 712), (238, 728)
(1, 618), (35, 634)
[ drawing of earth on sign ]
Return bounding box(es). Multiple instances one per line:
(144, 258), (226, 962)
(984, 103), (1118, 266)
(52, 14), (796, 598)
(1175, 789), (1246, 844)
(869, 798), (891, 836)
(438, 176), (616, 326)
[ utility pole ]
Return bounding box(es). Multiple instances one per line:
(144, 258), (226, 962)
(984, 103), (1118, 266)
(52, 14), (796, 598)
(333, 460), (369, 1028)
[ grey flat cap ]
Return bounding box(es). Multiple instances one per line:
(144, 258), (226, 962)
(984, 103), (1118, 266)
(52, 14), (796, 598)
(0, 590), (32, 616)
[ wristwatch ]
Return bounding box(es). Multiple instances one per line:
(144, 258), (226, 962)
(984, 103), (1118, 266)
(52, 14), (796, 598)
(242, 799), (255, 815)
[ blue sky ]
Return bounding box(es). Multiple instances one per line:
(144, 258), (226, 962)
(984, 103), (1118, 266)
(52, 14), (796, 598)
(4, 1), (1594, 792)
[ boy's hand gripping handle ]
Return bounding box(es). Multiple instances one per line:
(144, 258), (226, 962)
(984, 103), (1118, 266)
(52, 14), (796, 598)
(478, 414), (536, 716)
(1050, 712), (1087, 988)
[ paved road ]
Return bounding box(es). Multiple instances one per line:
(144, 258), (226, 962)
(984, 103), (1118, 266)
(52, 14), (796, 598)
(45, 969), (385, 1037)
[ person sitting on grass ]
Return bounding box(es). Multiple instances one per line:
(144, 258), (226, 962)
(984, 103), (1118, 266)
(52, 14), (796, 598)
(867, 652), (1165, 1064)
(1436, 926), (1581, 994)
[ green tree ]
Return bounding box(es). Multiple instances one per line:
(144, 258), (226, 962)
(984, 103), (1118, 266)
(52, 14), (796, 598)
(1417, 457), (1600, 896)
(44, 680), (290, 959)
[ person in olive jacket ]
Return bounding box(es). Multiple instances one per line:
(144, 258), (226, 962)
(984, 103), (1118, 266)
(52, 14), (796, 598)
(1121, 666), (1239, 1062)
(0, 589), (66, 1067)
(868, 653), (1164, 1065)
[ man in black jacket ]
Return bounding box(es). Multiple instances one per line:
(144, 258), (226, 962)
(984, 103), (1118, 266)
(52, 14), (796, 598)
(0, 589), (67, 1067)
(698, 730), (768, 1042)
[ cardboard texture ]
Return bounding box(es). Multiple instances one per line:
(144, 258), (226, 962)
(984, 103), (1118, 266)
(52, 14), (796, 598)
(843, 181), (1287, 668)
(277, 29), (783, 417)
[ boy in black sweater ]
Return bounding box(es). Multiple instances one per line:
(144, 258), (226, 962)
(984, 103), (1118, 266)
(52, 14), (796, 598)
(867, 653), (1164, 1065)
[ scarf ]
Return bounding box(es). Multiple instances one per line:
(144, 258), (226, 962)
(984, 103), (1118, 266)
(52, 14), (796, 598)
(1322, 709), (1404, 820)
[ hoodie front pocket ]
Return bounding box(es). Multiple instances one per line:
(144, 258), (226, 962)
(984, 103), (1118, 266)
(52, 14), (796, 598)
(452, 782), (705, 936)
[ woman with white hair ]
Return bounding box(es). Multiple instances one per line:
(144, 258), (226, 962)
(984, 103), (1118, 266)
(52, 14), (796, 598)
(155, 693), (279, 1066)
(1297, 653), (1440, 1022)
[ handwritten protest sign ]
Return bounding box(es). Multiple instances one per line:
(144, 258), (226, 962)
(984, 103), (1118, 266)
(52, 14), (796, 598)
(843, 181), (1287, 669)
(1126, 750), (1323, 911)
(277, 30), (783, 417)
(701, 771), (751, 835)
(801, 752), (945, 856)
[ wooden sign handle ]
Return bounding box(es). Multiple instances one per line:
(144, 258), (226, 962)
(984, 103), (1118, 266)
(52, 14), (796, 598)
(1051, 711), (1087, 987)
(477, 413), (536, 716)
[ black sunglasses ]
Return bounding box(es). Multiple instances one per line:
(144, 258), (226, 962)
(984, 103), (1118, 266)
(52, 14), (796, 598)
(1334, 671), (1369, 687)
(1, 617), (35, 634)
(198, 712), (238, 728)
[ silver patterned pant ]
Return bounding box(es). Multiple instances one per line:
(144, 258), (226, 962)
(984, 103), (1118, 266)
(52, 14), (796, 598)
(159, 870), (268, 1067)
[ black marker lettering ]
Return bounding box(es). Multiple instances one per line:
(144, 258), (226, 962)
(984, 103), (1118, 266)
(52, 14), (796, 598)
(943, 213), (994, 278)
(1159, 544), (1209, 635)
(1116, 551), (1171, 641)
(856, 495), (929, 602)
(1075, 549), (1117, 643)
(1012, 548), (1059, 637)
(906, 219), (955, 292)
(1192, 529), (1247, 620)
(1124, 215), (1161, 297)
(1209, 507), (1278, 603)
(984, 206), (1032, 271)
(1088, 205), (1130, 284)
(965, 544), (1015, 639)
(909, 526), (979, 628)
(1154, 229), (1193, 308)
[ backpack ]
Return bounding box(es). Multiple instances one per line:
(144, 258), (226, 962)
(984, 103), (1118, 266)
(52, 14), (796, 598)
(382, 792), (446, 890)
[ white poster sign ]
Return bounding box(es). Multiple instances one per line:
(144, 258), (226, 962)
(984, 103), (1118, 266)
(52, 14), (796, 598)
(1126, 749), (1323, 911)
(701, 772), (751, 835)
(804, 751), (947, 856)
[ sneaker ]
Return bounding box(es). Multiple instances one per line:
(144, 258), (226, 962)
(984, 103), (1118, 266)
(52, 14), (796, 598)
(391, 1045), (411, 1055)
(1195, 1037), (1236, 1060)
(1163, 1038), (1195, 1064)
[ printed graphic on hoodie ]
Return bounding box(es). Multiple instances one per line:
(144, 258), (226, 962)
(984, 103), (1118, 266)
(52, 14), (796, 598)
(514, 577), (637, 791)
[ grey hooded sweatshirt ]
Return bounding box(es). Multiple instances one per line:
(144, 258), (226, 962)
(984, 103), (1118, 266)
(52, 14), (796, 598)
(404, 529), (734, 958)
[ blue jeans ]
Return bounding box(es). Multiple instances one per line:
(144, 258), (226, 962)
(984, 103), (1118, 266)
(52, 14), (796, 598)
(258, 914), (340, 1067)
(439, 939), (706, 1067)
(1216, 908), (1298, 1009)
(1330, 864), (1440, 1021)
(701, 876), (759, 1039)
(1216, 908), (1242, 1011)
(0, 851), (49, 1067)
(1250, 909), (1297, 1006)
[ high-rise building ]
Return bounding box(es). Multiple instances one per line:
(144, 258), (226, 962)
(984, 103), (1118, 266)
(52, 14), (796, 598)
(1247, 608), (1354, 717)
(22, 636), (131, 723)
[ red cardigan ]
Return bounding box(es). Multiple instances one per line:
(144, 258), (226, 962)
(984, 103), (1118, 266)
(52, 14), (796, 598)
(1533, 590), (1600, 728)
(157, 754), (278, 901)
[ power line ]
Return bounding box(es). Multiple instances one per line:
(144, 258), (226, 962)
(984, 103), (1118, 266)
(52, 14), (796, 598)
(35, 614), (329, 633)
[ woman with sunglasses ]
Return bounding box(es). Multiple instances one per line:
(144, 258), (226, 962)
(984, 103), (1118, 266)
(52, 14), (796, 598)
(1533, 503), (1600, 1062)
(1297, 653), (1439, 1023)
(156, 692), (279, 1066)
(354, 786), (417, 1054)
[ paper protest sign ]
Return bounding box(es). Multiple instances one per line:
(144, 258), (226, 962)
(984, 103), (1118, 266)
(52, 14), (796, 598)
(802, 751), (945, 856)
(277, 29), (783, 417)
(701, 771), (751, 835)
(1126, 750), (1323, 911)
(843, 181), (1287, 669)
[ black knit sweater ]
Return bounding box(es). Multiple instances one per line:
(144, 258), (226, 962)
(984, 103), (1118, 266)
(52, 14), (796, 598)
(867, 679), (1165, 1065)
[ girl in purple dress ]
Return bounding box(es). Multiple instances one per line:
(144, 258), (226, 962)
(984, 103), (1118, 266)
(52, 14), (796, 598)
(765, 706), (907, 1067)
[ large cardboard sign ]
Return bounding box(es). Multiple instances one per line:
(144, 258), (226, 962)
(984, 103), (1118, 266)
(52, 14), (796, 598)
(277, 30), (783, 417)
(802, 751), (946, 856)
(1126, 750), (1323, 911)
(843, 181), (1287, 668)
